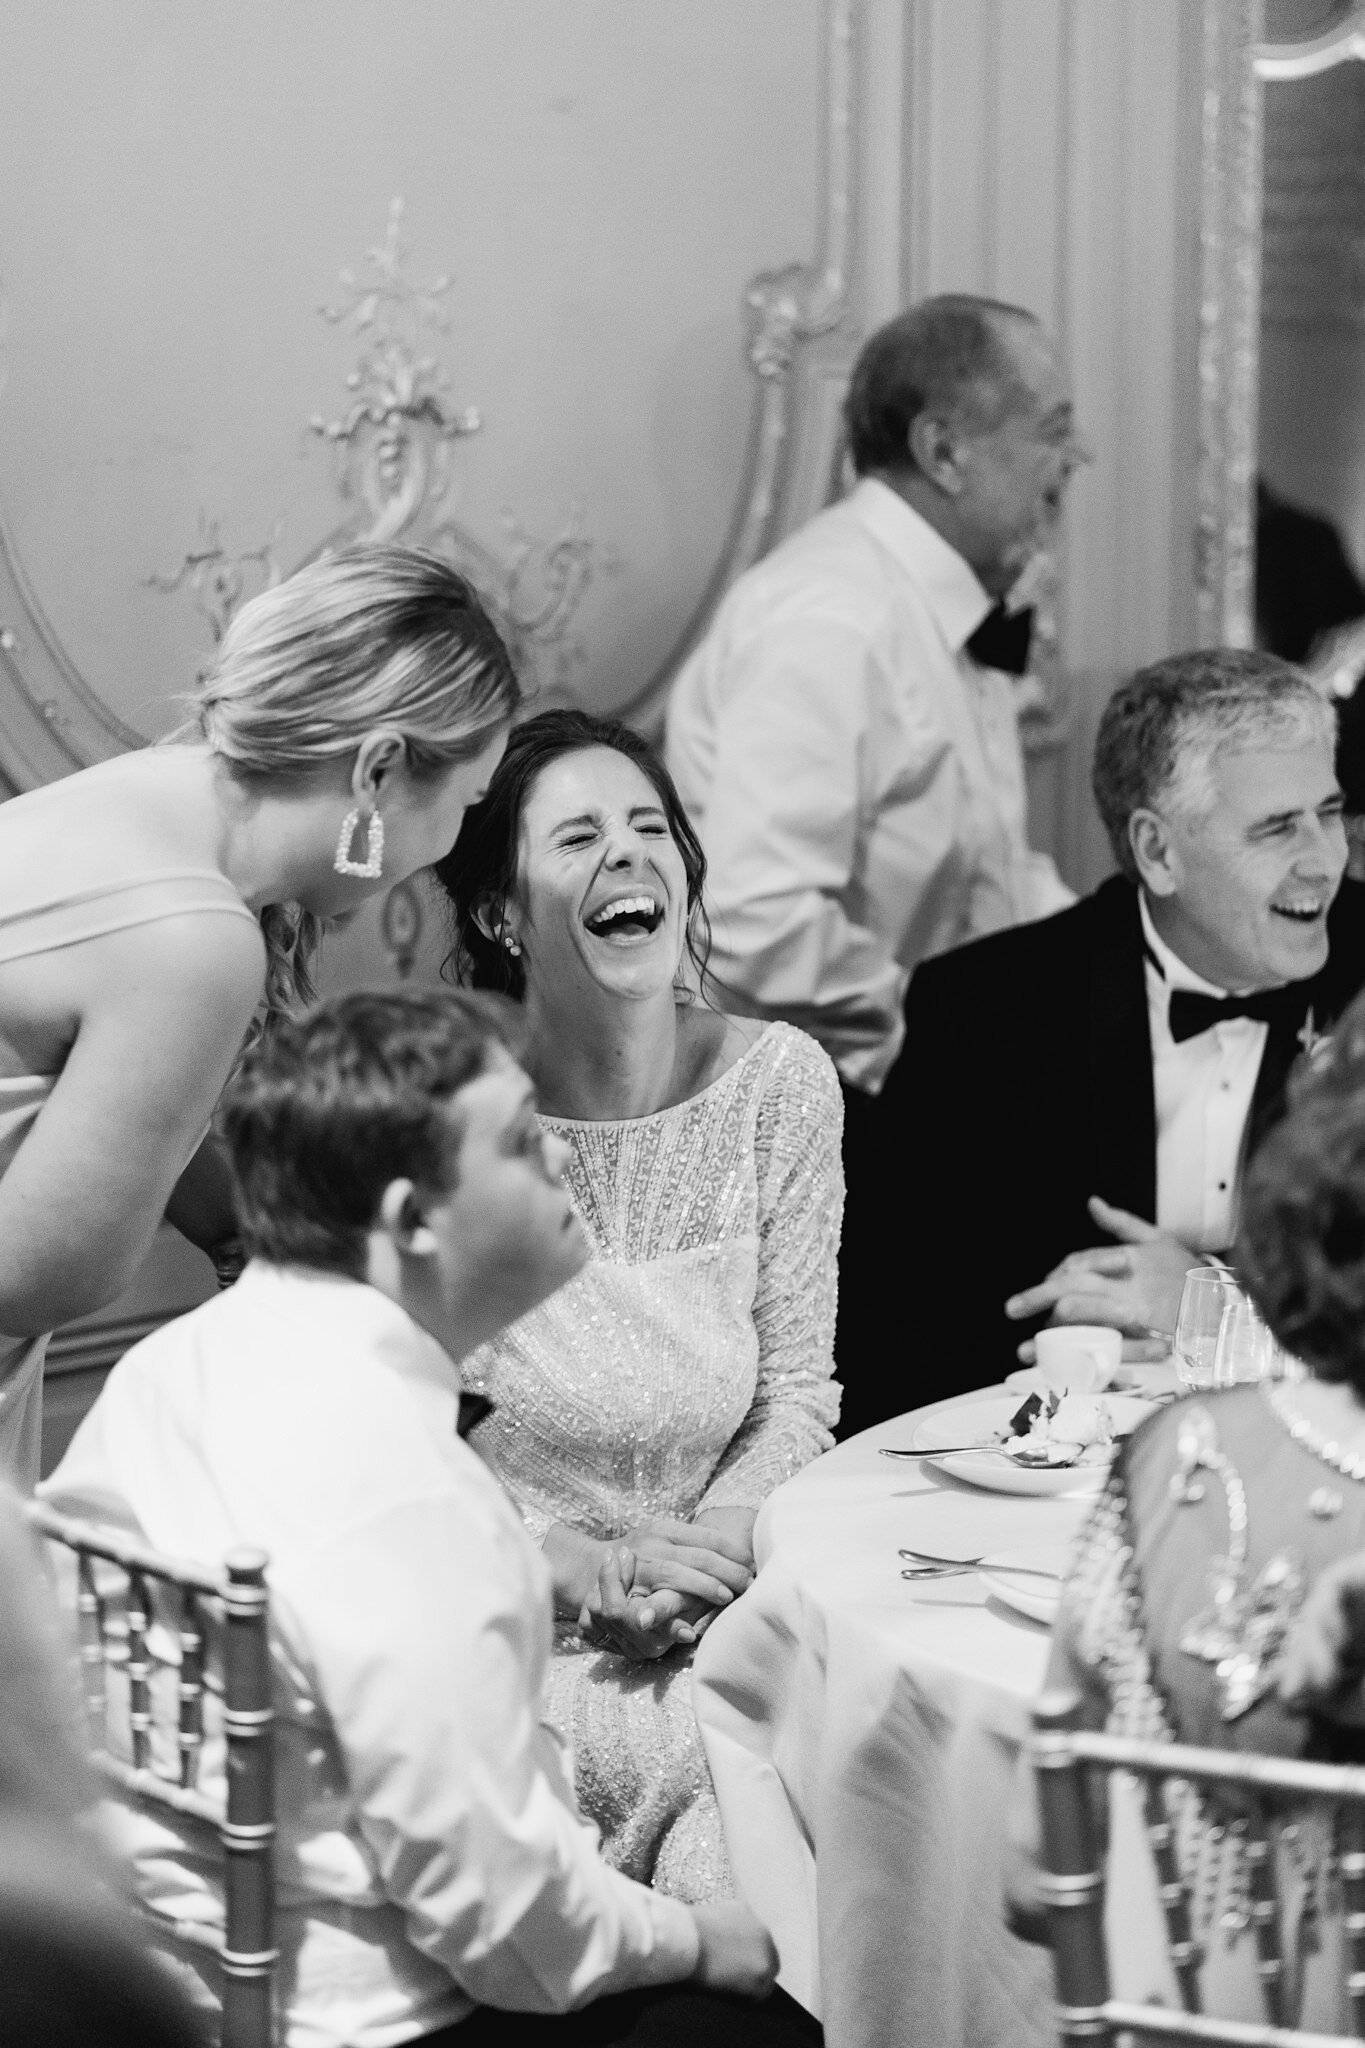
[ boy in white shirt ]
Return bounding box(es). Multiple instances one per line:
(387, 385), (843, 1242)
(44, 989), (811, 2048)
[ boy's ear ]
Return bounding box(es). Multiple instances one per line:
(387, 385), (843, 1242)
(376, 1178), (439, 1258)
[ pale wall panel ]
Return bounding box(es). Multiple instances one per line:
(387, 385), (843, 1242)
(990, 0), (1067, 326)
(901, 0), (1202, 890)
(0, 0), (821, 737)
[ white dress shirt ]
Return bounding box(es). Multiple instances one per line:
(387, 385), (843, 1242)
(1140, 894), (1266, 1253)
(666, 476), (1072, 1092)
(41, 1263), (698, 2048)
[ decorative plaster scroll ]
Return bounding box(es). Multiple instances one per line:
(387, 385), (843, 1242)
(1256, 0), (1365, 78)
(1196, 0), (1265, 650)
(0, 280), (146, 786)
(146, 515), (285, 648)
(298, 199), (599, 699)
(310, 198), (482, 546)
(0, 501), (147, 790)
(613, 0), (857, 733)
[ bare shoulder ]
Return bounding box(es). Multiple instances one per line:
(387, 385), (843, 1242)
(78, 908), (265, 1026)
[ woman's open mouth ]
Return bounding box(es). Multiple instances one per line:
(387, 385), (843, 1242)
(583, 892), (666, 945)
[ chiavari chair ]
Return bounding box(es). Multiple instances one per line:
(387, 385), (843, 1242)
(1032, 1688), (1365, 2048)
(26, 1500), (278, 2048)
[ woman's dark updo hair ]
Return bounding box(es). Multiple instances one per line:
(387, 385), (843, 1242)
(1238, 987), (1365, 1394)
(433, 708), (712, 1000)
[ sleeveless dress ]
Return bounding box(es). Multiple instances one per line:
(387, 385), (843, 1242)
(462, 1021), (845, 1902)
(0, 870), (260, 1491)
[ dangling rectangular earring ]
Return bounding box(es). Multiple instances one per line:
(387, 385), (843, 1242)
(335, 808), (385, 879)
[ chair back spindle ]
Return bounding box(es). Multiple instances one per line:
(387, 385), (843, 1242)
(1031, 1689), (1365, 2047)
(126, 1564), (153, 1772)
(1031, 1691), (1114, 2042)
(221, 1549), (275, 2048)
(1140, 1773), (1203, 2012)
(75, 1549), (107, 1745)
(25, 1504), (279, 2048)
(178, 1585), (206, 1790)
(1244, 1797), (1288, 2027)
(1341, 1815), (1365, 2037)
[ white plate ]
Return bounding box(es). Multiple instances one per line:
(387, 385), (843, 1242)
(911, 1394), (1150, 1496)
(979, 1545), (1064, 1626)
(1005, 1362), (1180, 1401)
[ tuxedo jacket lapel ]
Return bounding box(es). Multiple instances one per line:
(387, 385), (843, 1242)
(1085, 880), (1157, 1220)
(1245, 1010), (1309, 1161)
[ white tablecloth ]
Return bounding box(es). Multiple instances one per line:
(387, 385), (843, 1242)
(692, 1394), (1093, 2048)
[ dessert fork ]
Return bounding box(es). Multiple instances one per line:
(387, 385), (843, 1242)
(898, 1547), (1062, 1581)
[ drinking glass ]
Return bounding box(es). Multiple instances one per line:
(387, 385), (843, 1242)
(1213, 1294), (1275, 1386)
(1173, 1267), (1232, 1392)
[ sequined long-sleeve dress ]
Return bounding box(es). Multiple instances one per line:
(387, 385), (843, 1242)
(462, 1020), (844, 1902)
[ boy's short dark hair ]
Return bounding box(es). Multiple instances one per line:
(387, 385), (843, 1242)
(220, 989), (520, 1279)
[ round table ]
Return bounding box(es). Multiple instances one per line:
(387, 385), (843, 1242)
(692, 1392), (1095, 2048)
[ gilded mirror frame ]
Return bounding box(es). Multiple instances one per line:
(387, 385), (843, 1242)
(1199, 0), (1365, 648)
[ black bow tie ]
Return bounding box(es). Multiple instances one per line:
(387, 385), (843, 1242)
(965, 603), (1034, 676)
(1167, 985), (1309, 1045)
(457, 1391), (495, 1439)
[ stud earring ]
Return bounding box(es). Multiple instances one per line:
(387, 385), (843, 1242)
(335, 808), (385, 880)
(502, 930), (522, 958)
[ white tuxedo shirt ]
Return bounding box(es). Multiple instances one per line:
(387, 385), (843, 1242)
(42, 1263), (697, 2048)
(1140, 894), (1267, 1252)
(666, 477), (1072, 1091)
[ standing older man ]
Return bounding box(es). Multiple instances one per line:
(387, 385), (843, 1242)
(882, 648), (1365, 1421)
(666, 294), (1088, 1408)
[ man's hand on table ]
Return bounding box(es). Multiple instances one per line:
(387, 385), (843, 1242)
(1006, 1196), (1197, 1364)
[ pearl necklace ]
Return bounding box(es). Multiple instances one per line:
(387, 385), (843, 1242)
(1263, 1379), (1365, 1483)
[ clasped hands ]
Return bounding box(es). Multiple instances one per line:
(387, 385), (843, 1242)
(1006, 1194), (1196, 1364)
(546, 1510), (757, 1663)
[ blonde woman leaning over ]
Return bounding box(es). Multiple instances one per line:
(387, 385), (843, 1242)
(0, 544), (518, 1487)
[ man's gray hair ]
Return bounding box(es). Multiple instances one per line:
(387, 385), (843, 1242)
(1093, 648), (1334, 882)
(843, 294), (1039, 478)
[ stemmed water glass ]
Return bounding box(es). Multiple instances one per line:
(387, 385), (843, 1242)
(1173, 1267), (1232, 1392)
(1211, 1293), (1275, 1385)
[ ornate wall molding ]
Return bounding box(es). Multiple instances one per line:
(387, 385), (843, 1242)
(1256, 0), (1365, 78)
(147, 198), (603, 977)
(1196, 0), (1265, 651)
(0, 517), (146, 792)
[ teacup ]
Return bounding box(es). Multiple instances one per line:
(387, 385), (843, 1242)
(1034, 1324), (1121, 1394)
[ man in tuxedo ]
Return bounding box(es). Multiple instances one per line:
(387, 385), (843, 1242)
(666, 295), (1087, 1418)
(857, 647), (1365, 1425)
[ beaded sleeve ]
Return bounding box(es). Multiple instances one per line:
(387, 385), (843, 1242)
(1050, 1465), (1174, 1743)
(694, 1028), (844, 1513)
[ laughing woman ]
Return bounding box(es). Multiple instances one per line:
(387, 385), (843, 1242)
(434, 709), (843, 1901)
